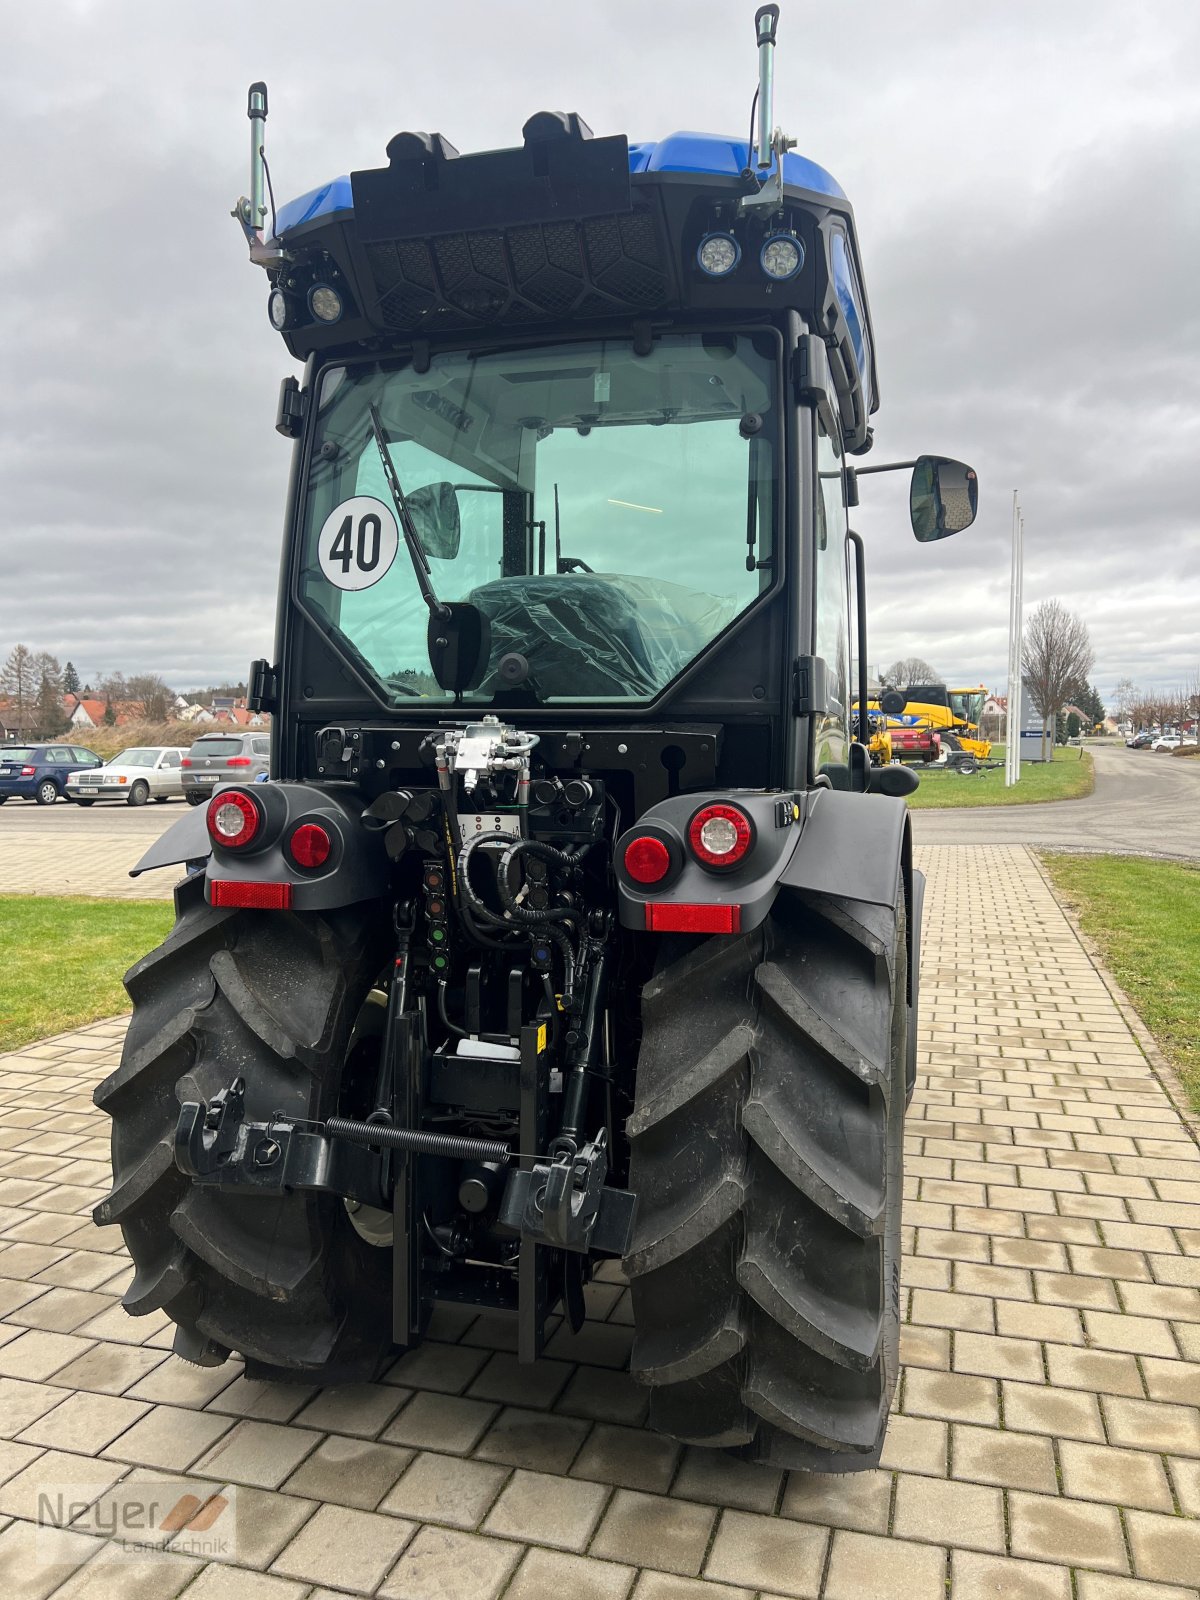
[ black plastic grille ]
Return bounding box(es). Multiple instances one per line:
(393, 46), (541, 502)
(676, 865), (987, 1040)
(362, 207), (670, 332)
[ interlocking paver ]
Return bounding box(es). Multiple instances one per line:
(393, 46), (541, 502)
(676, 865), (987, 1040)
(951, 1549), (1072, 1600)
(823, 1528), (945, 1600)
(2, 844), (1199, 1597)
(704, 1509), (828, 1597)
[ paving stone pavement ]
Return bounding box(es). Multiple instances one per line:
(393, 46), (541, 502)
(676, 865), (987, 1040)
(0, 843), (1196, 1599)
(0, 812), (176, 900)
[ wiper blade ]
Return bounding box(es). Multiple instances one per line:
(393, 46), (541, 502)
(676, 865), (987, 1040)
(368, 404), (450, 620)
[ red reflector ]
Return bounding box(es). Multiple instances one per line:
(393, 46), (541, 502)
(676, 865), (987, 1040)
(225, 757), (253, 766)
(623, 835), (671, 885)
(290, 823), (331, 869)
(180, 758), (192, 768)
(645, 903), (742, 934)
(206, 790), (260, 849)
(210, 880), (293, 909)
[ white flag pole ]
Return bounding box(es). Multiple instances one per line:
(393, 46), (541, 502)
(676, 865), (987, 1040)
(1006, 491), (1020, 785)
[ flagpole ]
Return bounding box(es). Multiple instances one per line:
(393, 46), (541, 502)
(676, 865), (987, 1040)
(1006, 491), (1022, 786)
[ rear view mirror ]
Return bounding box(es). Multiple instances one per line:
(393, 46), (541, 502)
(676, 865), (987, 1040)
(910, 456), (978, 541)
(880, 690), (907, 715)
(406, 482), (461, 560)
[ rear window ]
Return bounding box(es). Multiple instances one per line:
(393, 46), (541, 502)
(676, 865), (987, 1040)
(190, 739), (243, 756)
(1, 748), (36, 762)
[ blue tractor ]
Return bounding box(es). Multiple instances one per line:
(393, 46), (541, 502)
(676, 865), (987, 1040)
(95, 8), (977, 1470)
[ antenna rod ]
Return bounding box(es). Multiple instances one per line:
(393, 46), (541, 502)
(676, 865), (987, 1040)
(754, 6), (780, 169)
(247, 82), (268, 235)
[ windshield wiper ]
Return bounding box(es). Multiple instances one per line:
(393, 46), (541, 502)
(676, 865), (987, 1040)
(368, 404), (451, 620)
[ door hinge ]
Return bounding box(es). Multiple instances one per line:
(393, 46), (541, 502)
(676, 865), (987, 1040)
(275, 376), (307, 438)
(792, 655), (829, 717)
(247, 658), (279, 714)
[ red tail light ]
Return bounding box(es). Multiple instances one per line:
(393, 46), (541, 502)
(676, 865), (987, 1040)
(289, 823), (331, 869)
(645, 903), (741, 934)
(210, 881), (292, 909)
(21, 766), (36, 777)
(225, 757), (253, 767)
(206, 791), (260, 849)
(688, 803), (753, 869)
(181, 757), (192, 768)
(623, 835), (671, 885)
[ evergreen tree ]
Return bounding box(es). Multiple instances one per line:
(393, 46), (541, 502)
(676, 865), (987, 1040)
(63, 661), (81, 696)
(33, 654), (65, 736)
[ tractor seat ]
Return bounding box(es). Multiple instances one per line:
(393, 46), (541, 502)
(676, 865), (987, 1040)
(469, 573), (734, 699)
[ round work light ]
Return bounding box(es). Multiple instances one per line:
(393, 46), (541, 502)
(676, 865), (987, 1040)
(307, 284), (344, 323)
(696, 233), (741, 277)
(759, 234), (804, 281)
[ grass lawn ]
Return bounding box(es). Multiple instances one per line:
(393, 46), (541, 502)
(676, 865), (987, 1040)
(0, 895), (173, 1052)
(907, 745), (1094, 809)
(1039, 854), (1200, 1111)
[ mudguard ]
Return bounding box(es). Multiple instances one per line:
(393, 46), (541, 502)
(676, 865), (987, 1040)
(614, 785), (911, 936)
(129, 782), (388, 911)
(777, 787), (910, 910)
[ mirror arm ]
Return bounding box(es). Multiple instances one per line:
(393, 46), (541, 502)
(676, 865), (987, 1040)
(846, 528), (869, 748)
(849, 459), (919, 476)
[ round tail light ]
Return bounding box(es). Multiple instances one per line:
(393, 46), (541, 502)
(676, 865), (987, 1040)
(207, 791), (260, 849)
(289, 822), (331, 869)
(688, 803), (753, 869)
(623, 835), (672, 885)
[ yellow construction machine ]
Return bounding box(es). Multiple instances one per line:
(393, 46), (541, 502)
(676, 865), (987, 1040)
(873, 682), (992, 761)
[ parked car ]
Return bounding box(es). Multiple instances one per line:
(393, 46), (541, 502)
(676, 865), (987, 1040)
(66, 747), (188, 806)
(1151, 734), (1182, 752)
(1126, 733), (1154, 749)
(181, 732), (270, 804)
(0, 742), (104, 805)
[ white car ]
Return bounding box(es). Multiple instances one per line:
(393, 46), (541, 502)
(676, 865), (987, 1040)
(1151, 735), (1182, 751)
(66, 746), (188, 806)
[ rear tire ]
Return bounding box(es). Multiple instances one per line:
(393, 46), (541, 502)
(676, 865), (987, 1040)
(625, 884), (906, 1471)
(36, 780), (58, 806)
(186, 794), (205, 807)
(75, 799), (96, 807)
(93, 876), (394, 1380)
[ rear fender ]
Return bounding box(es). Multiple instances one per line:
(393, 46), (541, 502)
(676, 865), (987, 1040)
(129, 782), (387, 910)
(614, 786), (910, 937)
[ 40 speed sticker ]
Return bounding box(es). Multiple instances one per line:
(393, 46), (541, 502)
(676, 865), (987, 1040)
(317, 496), (400, 591)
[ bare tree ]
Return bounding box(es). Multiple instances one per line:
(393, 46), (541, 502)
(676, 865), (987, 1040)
(1114, 677), (1139, 727)
(881, 656), (940, 690)
(125, 673), (174, 724)
(1022, 600), (1094, 759)
(0, 644), (37, 732)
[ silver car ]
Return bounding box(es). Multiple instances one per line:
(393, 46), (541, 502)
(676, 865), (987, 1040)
(66, 747), (188, 806)
(182, 732), (271, 804)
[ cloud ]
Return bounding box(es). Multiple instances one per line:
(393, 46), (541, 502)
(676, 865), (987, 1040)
(1, 0), (1197, 703)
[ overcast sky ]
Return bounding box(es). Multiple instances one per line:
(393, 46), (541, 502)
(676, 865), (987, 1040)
(3, 0), (1197, 704)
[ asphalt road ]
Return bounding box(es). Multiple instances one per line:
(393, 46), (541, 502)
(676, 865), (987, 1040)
(911, 742), (1200, 860)
(0, 795), (186, 838)
(3, 744), (1197, 878)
